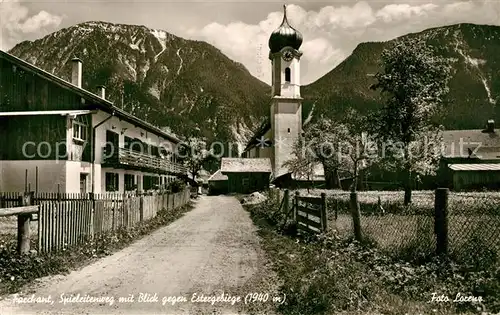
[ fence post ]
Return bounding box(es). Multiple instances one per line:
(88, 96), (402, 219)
(434, 188), (449, 256)
(350, 191), (362, 241)
(89, 193), (95, 239)
(123, 193), (129, 228)
(17, 192), (32, 254)
(294, 191), (299, 222)
(111, 203), (115, 231)
(283, 189), (289, 215)
(321, 192), (327, 232)
(139, 195), (144, 222)
(334, 198), (338, 221)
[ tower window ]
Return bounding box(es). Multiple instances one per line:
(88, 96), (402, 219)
(288, 128), (291, 133)
(285, 67), (291, 82)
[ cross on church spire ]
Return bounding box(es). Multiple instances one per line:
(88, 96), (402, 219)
(281, 4), (290, 26)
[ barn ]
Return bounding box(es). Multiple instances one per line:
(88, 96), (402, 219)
(442, 163), (500, 191)
(220, 158), (272, 194)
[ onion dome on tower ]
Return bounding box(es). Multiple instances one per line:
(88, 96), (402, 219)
(268, 4), (303, 54)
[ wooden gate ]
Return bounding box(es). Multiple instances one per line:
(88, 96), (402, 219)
(294, 192), (327, 234)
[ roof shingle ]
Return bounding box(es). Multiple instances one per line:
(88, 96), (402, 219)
(221, 158), (272, 173)
(442, 129), (500, 159)
(449, 163), (500, 171)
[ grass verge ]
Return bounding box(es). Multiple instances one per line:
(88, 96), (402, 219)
(0, 202), (194, 295)
(244, 197), (500, 315)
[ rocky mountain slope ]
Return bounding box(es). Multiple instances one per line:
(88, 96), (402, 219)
(302, 23), (500, 130)
(8, 21), (270, 153)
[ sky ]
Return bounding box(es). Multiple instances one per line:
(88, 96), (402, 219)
(1, 0), (500, 85)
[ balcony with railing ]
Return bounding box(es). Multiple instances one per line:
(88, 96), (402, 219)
(102, 146), (187, 175)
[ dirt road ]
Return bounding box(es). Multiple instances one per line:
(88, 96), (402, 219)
(0, 195), (278, 315)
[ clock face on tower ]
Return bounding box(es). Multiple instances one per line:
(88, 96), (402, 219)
(282, 50), (293, 62)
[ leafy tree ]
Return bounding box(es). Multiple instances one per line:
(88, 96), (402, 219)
(177, 137), (218, 183)
(304, 117), (342, 189)
(300, 111), (378, 192)
(337, 109), (379, 192)
(282, 137), (317, 193)
(370, 37), (452, 205)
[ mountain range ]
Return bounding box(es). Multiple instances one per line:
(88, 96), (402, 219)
(7, 21), (500, 153)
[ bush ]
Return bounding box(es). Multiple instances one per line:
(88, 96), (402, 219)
(167, 179), (186, 193)
(244, 191), (292, 229)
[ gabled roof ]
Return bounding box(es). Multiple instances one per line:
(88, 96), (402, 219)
(208, 169), (228, 181)
(221, 158), (272, 173)
(0, 110), (95, 116)
(243, 118), (271, 152)
(0, 50), (181, 144)
(442, 129), (500, 159)
(0, 50), (114, 108)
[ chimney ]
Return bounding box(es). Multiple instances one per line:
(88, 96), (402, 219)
(71, 57), (82, 88)
(96, 85), (106, 99)
(487, 119), (495, 133)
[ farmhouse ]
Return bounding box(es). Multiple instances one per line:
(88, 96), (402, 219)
(0, 50), (187, 194)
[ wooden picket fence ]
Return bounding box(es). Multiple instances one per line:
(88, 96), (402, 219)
(38, 201), (93, 252)
(0, 192), (27, 208)
(0, 191), (142, 206)
(0, 189), (190, 253)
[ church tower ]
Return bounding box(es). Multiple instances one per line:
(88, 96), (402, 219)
(268, 4), (303, 180)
